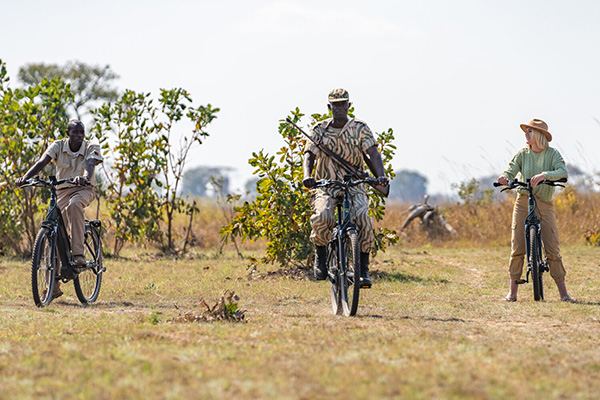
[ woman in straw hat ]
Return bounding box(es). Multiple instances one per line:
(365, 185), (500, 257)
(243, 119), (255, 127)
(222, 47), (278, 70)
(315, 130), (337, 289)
(496, 119), (574, 302)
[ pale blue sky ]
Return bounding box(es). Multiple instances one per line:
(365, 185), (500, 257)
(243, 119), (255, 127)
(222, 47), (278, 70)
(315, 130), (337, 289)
(2, 0), (600, 194)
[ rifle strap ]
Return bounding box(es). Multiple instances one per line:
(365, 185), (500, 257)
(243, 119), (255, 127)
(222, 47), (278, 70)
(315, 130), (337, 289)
(316, 141), (363, 178)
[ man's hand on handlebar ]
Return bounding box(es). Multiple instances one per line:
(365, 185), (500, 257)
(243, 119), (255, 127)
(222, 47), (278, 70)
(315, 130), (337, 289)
(377, 176), (389, 186)
(15, 177), (27, 187)
(73, 175), (90, 186)
(303, 177), (317, 189)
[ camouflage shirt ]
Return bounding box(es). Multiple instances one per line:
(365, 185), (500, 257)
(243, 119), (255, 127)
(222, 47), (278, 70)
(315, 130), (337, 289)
(307, 117), (377, 178)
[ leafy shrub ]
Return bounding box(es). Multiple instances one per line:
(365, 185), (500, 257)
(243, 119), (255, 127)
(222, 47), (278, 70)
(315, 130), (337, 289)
(0, 59), (72, 256)
(220, 108), (398, 268)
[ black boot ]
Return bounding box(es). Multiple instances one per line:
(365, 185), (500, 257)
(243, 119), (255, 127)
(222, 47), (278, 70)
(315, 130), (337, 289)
(359, 252), (372, 288)
(314, 245), (328, 280)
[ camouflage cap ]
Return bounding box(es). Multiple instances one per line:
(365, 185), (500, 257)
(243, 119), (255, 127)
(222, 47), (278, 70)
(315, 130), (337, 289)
(328, 88), (349, 103)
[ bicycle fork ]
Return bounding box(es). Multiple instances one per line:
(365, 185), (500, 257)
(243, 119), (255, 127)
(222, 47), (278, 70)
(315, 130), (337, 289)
(515, 222), (548, 285)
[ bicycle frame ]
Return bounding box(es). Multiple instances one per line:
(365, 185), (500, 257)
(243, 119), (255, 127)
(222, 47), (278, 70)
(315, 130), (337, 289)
(43, 184), (75, 279)
(26, 176), (98, 281)
(314, 175), (378, 316)
(328, 184), (358, 284)
(495, 178), (566, 287)
(522, 187), (546, 285)
(23, 175), (105, 306)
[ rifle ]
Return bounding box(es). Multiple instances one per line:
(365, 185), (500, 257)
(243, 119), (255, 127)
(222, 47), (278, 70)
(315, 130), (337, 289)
(286, 118), (389, 197)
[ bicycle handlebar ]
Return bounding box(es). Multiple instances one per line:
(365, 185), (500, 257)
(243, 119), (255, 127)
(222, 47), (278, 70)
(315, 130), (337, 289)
(20, 176), (87, 188)
(493, 177), (567, 190)
(313, 177), (379, 189)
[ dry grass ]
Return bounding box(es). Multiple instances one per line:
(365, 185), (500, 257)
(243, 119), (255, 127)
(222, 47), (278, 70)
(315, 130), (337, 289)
(3, 188), (599, 398)
(77, 187), (600, 256)
(1, 245), (600, 399)
(382, 188), (600, 248)
(85, 196), (264, 255)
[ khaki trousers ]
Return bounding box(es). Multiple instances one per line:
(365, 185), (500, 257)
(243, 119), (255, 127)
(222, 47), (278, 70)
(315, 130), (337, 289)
(56, 186), (96, 257)
(310, 189), (374, 253)
(509, 194), (566, 283)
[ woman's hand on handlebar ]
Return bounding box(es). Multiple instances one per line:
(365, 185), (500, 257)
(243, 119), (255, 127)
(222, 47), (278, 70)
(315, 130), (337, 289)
(497, 176), (508, 186)
(530, 173), (545, 187)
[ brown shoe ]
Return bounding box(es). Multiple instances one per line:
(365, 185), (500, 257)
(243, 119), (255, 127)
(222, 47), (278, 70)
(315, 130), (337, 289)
(52, 288), (64, 299)
(73, 255), (87, 267)
(561, 296), (576, 303)
(41, 286), (63, 300)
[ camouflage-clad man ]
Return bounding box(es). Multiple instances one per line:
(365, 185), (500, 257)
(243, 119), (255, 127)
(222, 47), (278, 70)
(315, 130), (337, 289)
(303, 89), (389, 287)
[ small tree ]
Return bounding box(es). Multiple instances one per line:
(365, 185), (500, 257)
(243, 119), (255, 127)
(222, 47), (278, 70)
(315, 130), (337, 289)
(19, 61), (119, 120)
(91, 88), (218, 255)
(91, 90), (163, 256)
(452, 178), (494, 208)
(390, 170), (428, 203)
(153, 88), (219, 253)
(0, 59), (73, 255)
(220, 108), (398, 268)
(181, 166), (233, 198)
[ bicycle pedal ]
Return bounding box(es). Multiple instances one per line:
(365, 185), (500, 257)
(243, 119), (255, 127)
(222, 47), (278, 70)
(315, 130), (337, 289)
(514, 279), (527, 285)
(359, 282), (372, 289)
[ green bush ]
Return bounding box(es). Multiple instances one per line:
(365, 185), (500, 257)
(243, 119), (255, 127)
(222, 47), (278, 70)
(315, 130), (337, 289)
(221, 108), (398, 268)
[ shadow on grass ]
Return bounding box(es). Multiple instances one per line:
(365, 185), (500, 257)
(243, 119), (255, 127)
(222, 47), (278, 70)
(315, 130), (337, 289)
(373, 270), (449, 285)
(54, 300), (136, 308)
(355, 314), (467, 322)
(56, 300), (180, 310)
(398, 315), (468, 323)
(573, 301), (600, 306)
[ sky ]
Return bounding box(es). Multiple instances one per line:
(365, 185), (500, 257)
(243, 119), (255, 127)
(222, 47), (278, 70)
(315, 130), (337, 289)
(2, 0), (600, 194)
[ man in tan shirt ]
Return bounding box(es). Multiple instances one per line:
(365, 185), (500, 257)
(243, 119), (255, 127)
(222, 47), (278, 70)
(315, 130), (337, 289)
(16, 120), (103, 299)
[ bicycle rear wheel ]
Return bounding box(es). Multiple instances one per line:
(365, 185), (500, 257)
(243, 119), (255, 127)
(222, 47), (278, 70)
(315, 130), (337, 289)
(529, 225), (544, 301)
(31, 227), (57, 307)
(340, 230), (361, 316)
(74, 224), (103, 304)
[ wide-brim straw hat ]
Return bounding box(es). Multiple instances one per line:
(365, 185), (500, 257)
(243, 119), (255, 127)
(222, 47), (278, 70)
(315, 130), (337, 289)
(520, 118), (552, 142)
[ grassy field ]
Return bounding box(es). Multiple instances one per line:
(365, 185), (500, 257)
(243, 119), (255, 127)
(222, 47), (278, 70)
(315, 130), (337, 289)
(2, 245), (600, 399)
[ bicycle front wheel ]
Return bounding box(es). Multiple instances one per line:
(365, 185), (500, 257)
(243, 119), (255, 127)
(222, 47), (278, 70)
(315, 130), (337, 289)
(74, 225), (103, 304)
(329, 241), (343, 315)
(340, 230), (361, 316)
(529, 225), (544, 301)
(31, 227), (57, 307)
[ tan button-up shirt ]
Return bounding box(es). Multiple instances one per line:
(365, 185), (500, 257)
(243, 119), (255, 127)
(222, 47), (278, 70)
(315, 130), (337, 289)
(43, 139), (103, 187)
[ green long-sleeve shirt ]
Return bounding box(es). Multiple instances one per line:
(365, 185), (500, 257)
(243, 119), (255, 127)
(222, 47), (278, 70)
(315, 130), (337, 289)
(501, 147), (568, 202)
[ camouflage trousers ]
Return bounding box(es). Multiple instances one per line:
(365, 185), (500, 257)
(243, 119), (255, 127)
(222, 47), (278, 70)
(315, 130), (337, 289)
(309, 189), (374, 253)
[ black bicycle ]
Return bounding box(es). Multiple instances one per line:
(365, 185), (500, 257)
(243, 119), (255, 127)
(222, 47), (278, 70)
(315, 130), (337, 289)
(313, 176), (377, 316)
(22, 176), (105, 307)
(494, 177), (566, 301)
